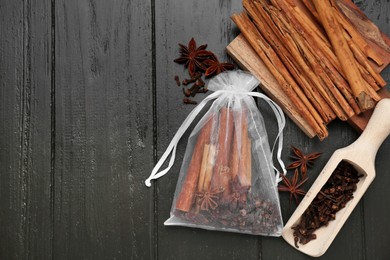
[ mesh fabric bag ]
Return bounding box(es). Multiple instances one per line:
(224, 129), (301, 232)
(146, 70), (286, 236)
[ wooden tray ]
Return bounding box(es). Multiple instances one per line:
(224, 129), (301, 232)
(227, 0), (390, 138)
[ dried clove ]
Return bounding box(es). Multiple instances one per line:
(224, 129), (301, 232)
(183, 97), (198, 105)
(183, 87), (191, 97)
(197, 88), (208, 94)
(174, 75), (181, 86)
(183, 84), (196, 97)
(190, 84), (201, 97)
(182, 73), (202, 85)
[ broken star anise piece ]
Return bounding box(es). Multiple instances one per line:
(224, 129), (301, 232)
(174, 38), (213, 77)
(278, 169), (308, 205)
(287, 146), (322, 179)
(203, 55), (235, 77)
(196, 187), (224, 211)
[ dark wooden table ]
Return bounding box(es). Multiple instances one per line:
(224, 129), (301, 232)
(1, 0), (389, 259)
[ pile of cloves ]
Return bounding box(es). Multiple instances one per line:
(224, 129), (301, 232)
(175, 71), (208, 105)
(292, 161), (363, 247)
(180, 72), (207, 105)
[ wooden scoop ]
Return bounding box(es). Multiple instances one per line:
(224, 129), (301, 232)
(282, 98), (390, 257)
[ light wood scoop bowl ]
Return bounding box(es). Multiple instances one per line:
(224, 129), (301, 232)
(282, 98), (390, 257)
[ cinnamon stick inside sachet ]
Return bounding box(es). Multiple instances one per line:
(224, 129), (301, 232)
(197, 144), (216, 193)
(175, 115), (215, 212)
(231, 110), (252, 187)
(211, 107), (235, 200)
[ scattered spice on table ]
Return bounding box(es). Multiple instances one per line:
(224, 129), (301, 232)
(174, 38), (212, 77)
(292, 161), (363, 247)
(174, 75), (181, 86)
(287, 146), (322, 179)
(278, 146), (321, 205)
(278, 169), (308, 205)
(173, 38), (235, 104)
(204, 55), (236, 77)
(183, 97), (198, 105)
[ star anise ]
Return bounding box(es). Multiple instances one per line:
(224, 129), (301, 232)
(203, 55), (235, 77)
(196, 187), (224, 211)
(278, 169), (308, 205)
(287, 146), (322, 179)
(174, 38), (213, 77)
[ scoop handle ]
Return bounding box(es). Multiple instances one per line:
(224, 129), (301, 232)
(355, 98), (390, 156)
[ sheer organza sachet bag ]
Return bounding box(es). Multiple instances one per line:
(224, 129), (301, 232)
(145, 70), (287, 236)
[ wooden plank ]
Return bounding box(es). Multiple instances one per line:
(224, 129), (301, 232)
(154, 0), (261, 259)
(0, 0), (52, 259)
(359, 1), (390, 258)
(53, 0), (154, 258)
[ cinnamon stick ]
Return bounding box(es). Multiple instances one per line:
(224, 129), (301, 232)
(236, 110), (252, 187)
(298, 0), (384, 90)
(257, 1), (353, 120)
(230, 127), (239, 181)
(358, 67), (381, 92)
(331, 0), (384, 66)
(285, 0), (330, 47)
(176, 115), (214, 212)
(246, 0), (336, 123)
(301, 0), (384, 88)
(346, 35), (386, 88)
(195, 143), (216, 213)
(239, 134), (252, 188)
(197, 144), (210, 193)
(203, 145), (216, 192)
(313, 0), (376, 111)
(197, 144), (216, 192)
(272, 0), (361, 115)
(231, 11), (328, 139)
(211, 107), (235, 199)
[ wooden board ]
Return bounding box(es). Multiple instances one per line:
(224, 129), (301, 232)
(0, 1), (52, 259)
(53, 0), (154, 259)
(0, 0), (389, 259)
(227, 0), (390, 138)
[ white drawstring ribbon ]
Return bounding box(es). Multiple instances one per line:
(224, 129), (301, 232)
(145, 90), (286, 187)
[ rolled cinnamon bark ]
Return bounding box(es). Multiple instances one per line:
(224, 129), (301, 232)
(211, 107), (235, 200)
(232, 11), (328, 139)
(247, 0), (336, 123)
(313, 0), (376, 111)
(346, 35), (386, 88)
(239, 134), (252, 188)
(272, 0), (362, 115)
(230, 110), (252, 187)
(203, 145), (216, 192)
(331, 0), (384, 66)
(197, 144), (210, 193)
(175, 115), (215, 212)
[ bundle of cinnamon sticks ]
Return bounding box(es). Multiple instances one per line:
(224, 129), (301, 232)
(231, 0), (387, 140)
(173, 107), (282, 234)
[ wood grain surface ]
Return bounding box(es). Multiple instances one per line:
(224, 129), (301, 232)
(0, 0), (389, 259)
